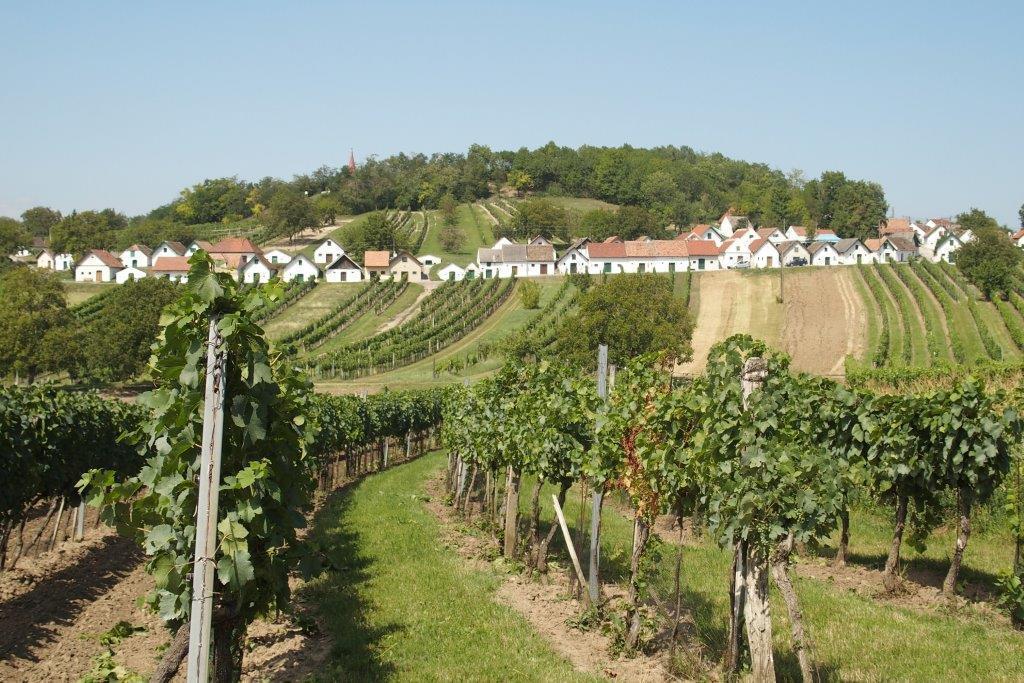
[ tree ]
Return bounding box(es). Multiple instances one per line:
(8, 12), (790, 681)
(1019, 202), (1024, 228)
(20, 206), (62, 239)
(556, 273), (693, 367)
(439, 193), (459, 226)
(439, 223), (465, 252)
(830, 181), (888, 241)
(955, 226), (1023, 299)
(507, 169), (533, 197)
(508, 199), (570, 242)
(174, 177), (251, 224)
(50, 210), (124, 255)
(0, 268), (73, 382)
(311, 193), (345, 227)
(0, 217), (29, 256)
(342, 211), (404, 263)
(265, 187), (316, 242)
(78, 278), (180, 381)
(956, 207), (1001, 233)
(519, 280), (541, 309)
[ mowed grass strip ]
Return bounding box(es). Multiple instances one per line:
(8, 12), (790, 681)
(63, 281), (115, 306)
(262, 283), (363, 340)
(302, 454), (595, 682)
(875, 265), (929, 364)
(418, 204), (494, 267)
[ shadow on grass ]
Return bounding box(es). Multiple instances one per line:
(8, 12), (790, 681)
(297, 486), (403, 681)
(811, 545), (1002, 602)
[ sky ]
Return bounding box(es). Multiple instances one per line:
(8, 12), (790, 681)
(1, 1), (1022, 226)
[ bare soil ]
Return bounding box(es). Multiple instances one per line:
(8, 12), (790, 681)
(423, 474), (672, 682)
(677, 270), (781, 374)
(781, 268), (868, 375)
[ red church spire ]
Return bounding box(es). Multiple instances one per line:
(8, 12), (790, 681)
(348, 149), (356, 174)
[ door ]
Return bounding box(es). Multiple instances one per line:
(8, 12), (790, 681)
(94, 270), (101, 282)
(570, 264), (577, 274)
(857, 254), (863, 264)
(698, 258), (705, 271)
(669, 262), (675, 273)
(541, 264), (548, 275)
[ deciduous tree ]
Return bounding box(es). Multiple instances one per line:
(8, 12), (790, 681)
(955, 226), (1022, 299)
(0, 268), (73, 382)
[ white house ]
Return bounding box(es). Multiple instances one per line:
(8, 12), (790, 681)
(418, 254), (442, 267)
(185, 240), (213, 257)
(864, 238), (897, 264)
(718, 210), (750, 237)
(436, 263), (466, 282)
(119, 244), (153, 269)
(778, 241), (811, 266)
(240, 255), (277, 284)
(785, 226), (810, 242)
(477, 243), (556, 278)
(731, 227), (760, 248)
(280, 254), (321, 282)
(919, 226), (948, 253)
(75, 250), (123, 282)
(718, 238), (751, 268)
(151, 256), (191, 283)
(930, 233), (963, 263)
(463, 262), (481, 280)
(325, 254), (364, 283)
(556, 242), (590, 274)
(683, 224), (725, 245)
(749, 239), (781, 269)
(153, 241), (187, 260)
(807, 241), (840, 267)
(263, 249), (292, 266)
(313, 239), (344, 265)
(36, 249), (75, 271)
(1013, 230), (1024, 248)
(835, 238), (871, 266)
(756, 228), (788, 244)
(956, 229), (974, 244)
(115, 266), (147, 284)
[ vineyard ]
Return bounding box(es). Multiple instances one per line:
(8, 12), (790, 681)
(439, 336), (1024, 679)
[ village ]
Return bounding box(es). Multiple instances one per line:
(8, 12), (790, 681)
(19, 209), (985, 286)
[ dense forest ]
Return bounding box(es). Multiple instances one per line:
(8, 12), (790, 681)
(6, 142), (1015, 254)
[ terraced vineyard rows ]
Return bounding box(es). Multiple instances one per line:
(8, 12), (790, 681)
(857, 263), (1023, 369)
(313, 278), (515, 379)
(279, 280), (408, 355)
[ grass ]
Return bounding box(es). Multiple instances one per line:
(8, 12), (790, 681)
(417, 204), (494, 267)
(262, 283), (364, 340)
(502, 470), (1024, 681)
(314, 283), (425, 352)
(63, 281), (115, 306)
(850, 267), (882, 364)
(876, 265), (930, 365)
(534, 196), (619, 213)
(301, 453), (595, 681)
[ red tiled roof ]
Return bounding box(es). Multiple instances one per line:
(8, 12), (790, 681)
(1012, 229), (1024, 241)
(683, 240), (721, 257)
(159, 241), (187, 255)
(211, 237), (259, 254)
(364, 250), (391, 268)
(152, 256), (191, 272)
(587, 242), (626, 258)
(602, 235), (622, 243)
(880, 218), (911, 235)
(90, 249), (123, 268)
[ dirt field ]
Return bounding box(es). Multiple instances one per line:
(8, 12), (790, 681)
(677, 270), (782, 374)
(781, 267), (868, 375)
(678, 268), (869, 376)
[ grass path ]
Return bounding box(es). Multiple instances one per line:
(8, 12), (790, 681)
(63, 281), (115, 306)
(877, 266), (930, 364)
(314, 284), (425, 351)
(302, 454), (594, 681)
(262, 283), (363, 340)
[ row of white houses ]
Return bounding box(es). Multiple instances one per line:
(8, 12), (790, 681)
(30, 235), (442, 286)
(23, 212), (983, 287)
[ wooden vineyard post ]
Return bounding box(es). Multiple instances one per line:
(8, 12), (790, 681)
(553, 494), (590, 609)
(74, 499), (86, 541)
(587, 343), (608, 607)
(187, 317), (228, 683)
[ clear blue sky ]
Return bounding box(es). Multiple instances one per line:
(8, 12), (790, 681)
(2, 1), (1022, 225)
